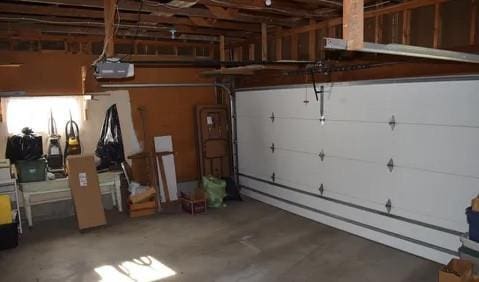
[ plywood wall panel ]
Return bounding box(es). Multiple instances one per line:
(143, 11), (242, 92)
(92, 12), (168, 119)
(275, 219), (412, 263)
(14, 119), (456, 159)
(0, 51), (216, 181)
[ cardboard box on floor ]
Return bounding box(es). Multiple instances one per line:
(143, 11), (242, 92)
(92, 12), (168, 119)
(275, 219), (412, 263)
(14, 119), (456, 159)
(439, 259), (474, 282)
(67, 155), (106, 230)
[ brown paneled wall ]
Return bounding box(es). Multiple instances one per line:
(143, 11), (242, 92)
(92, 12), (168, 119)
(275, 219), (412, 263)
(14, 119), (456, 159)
(0, 51), (216, 181)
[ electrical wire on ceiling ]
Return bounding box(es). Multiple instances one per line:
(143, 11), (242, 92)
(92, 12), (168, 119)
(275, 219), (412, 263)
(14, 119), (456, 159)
(143, 0), (199, 9)
(364, 1), (391, 9)
(0, 16), (170, 31)
(120, 0), (146, 60)
(92, 0), (121, 66)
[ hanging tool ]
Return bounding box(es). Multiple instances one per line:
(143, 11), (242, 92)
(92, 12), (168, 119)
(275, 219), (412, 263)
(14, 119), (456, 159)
(46, 110), (63, 172)
(64, 111), (81, 162)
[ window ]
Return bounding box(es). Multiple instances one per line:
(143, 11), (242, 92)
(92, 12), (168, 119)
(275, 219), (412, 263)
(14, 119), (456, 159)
(2, 96), (83, 135)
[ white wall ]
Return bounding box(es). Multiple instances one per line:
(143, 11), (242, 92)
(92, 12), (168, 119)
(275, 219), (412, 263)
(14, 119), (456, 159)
(236, 77), (479, 264)
(82, 90), (141, 163)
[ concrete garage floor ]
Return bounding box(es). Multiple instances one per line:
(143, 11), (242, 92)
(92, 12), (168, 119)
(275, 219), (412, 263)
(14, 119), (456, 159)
(0, 197), (439, 282)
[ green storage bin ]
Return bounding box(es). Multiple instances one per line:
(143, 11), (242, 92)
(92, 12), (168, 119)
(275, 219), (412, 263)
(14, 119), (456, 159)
(15, 159), (46, 183)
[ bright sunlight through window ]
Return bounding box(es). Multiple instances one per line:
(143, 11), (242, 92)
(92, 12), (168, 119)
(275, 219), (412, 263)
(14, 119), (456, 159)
(94, 256), (176, 282)
(3, 96), (83, 135)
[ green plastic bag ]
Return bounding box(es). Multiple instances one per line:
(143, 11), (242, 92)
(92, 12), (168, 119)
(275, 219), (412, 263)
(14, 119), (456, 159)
(202, 176), (226, 208)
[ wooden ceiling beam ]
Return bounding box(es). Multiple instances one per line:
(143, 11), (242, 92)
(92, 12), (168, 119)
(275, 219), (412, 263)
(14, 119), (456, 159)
(103, 0), (116, 57)
(292, 0), (343, 8)
(0, 15), (249, 40)
(11, 0), (297, 27)
(0, 2), (258, 33)
(0, 32), (217, 47)
(343, 0), (364, 50)
(199, 0), (331, 17)
(0, 22), (233, 43)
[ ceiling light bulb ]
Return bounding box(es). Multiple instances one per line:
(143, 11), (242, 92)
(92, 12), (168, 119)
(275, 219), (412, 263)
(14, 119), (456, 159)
(265, 0), (272, 7)
(170, 28), (176, 40)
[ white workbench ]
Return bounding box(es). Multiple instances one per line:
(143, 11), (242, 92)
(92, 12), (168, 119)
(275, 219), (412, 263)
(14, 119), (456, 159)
(20, 171), (122, 227)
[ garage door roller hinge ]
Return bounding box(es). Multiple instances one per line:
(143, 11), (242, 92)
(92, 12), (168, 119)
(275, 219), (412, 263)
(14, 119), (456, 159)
(385, 199), (392, 213)
(318, 150), (325, 161)
(318, 184), (324, 196)
(387, 158), (394, 172)
(389, 115), (396, 130)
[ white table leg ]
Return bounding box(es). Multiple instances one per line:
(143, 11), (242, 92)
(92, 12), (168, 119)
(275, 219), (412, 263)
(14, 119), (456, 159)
(110, 185), (117, 208)
(23, 194), (33, 227)
(114, 174), (122, 212)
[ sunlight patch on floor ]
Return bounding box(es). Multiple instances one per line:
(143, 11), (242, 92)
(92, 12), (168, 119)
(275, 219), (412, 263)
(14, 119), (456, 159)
(95, 256), (176, 282)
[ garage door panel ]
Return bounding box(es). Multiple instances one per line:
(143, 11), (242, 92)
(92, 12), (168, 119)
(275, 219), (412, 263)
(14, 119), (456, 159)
(238, 143), (274, 179)
(273, 119), (322, 154)
(240, 177), (459, 254)
(272, 149), (322, 189)
(326, 84), (393, 121)
(237, 117), (273, 146)
(389, 80), (479, 126)
(324, 122), (392, 163)
(391, 168), (477, 232)
(272, 149), (391, 212)
(236, 77), (479, 263)
(392, 125), (479, 177)
(321, 157), (391, 210)
(272, 119), (392, 163)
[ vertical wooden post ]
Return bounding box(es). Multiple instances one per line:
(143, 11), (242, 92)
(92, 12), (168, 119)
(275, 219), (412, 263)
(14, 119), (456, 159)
(104, 0), (116, 57)
(248, 44), (255, 61)
(470, 0), (478, 45)
(309, 18), (316, 61)
(261, 23), (267, 62)
(291, 33), (298, 60)
(219, 35), (225, 62)
(433, 3), (442, 48)
(402, 9), (411, 44)
(343, 0), (364, 50)
(275, 27), (282, 61)
(374, 15), (383, 43)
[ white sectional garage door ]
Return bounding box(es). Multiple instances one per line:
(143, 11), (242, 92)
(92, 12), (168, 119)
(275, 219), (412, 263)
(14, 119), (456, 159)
(236, 76), (479, 264)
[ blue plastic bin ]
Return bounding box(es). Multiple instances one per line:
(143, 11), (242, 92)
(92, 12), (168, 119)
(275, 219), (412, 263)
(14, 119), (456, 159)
(466, 207), (479, 243)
